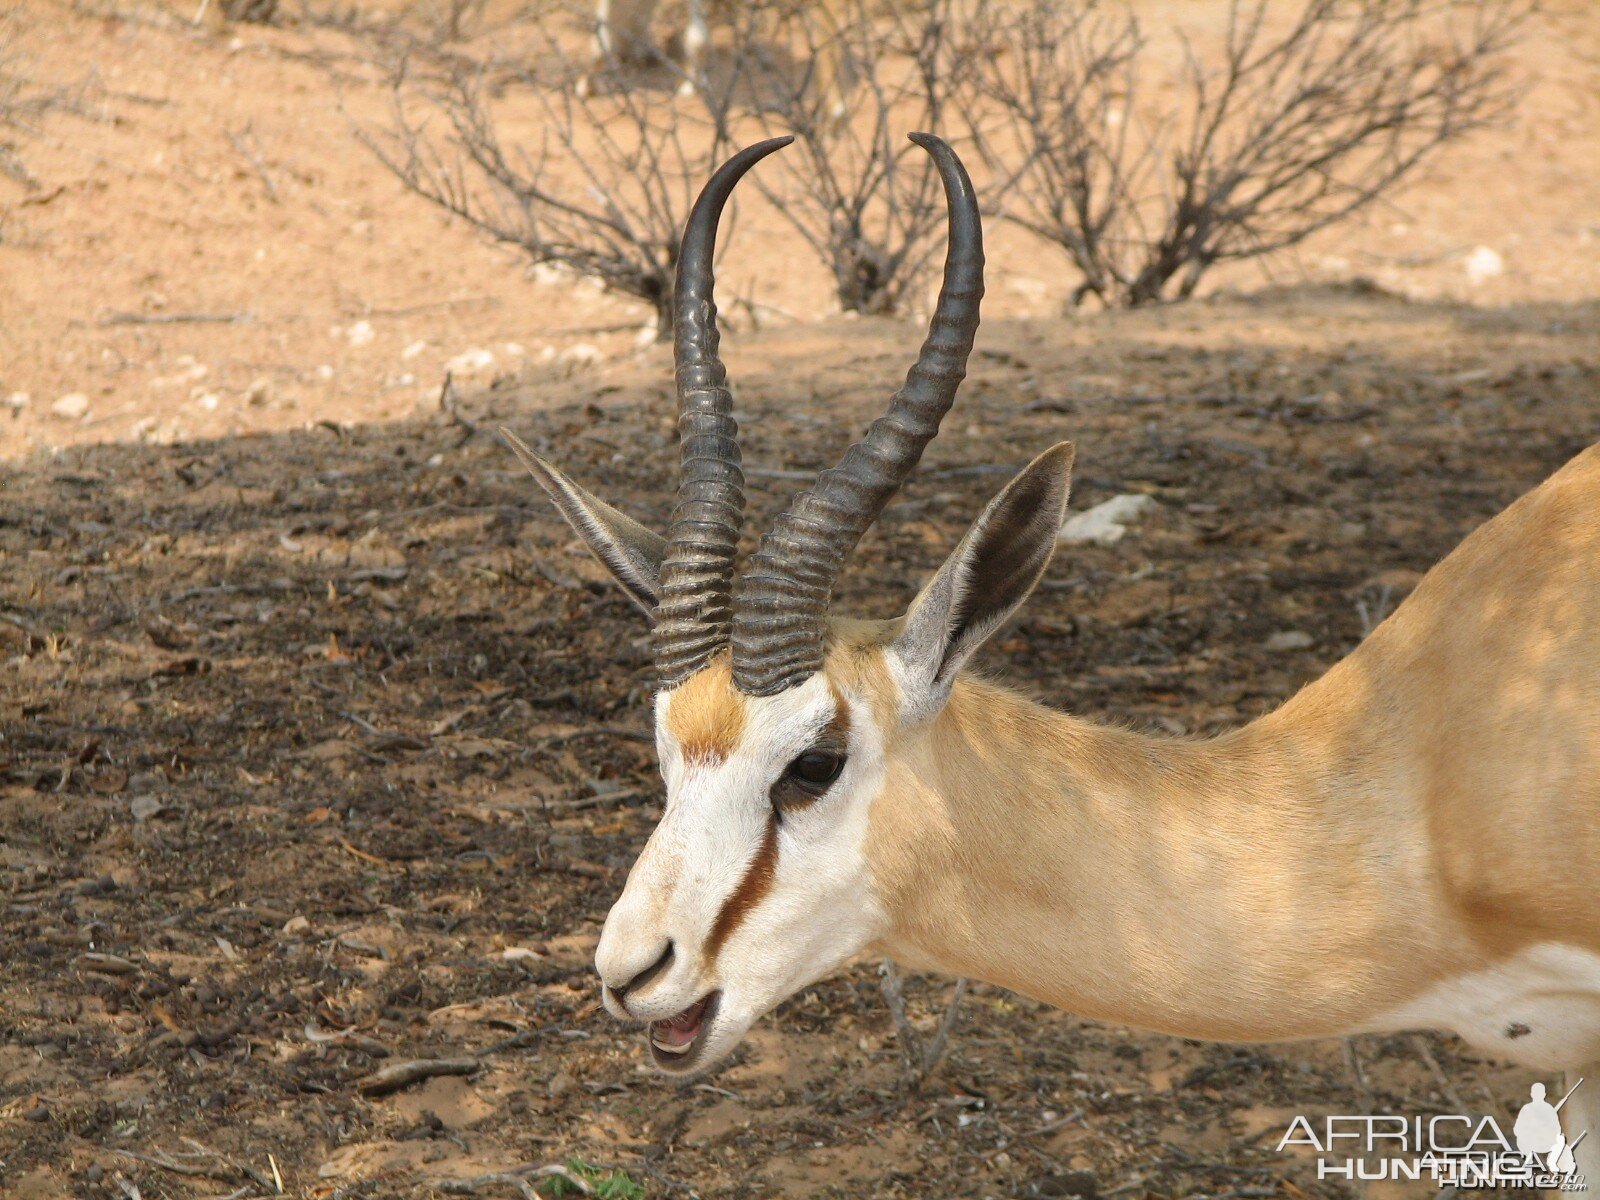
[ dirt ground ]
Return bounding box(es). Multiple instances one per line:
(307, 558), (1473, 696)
(3, 1), (1600, 1198)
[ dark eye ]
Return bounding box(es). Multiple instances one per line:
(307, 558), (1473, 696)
(789, 750), (846, 787)
(770, 747), (847, 811)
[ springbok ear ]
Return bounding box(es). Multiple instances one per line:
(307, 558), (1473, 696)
(890, 442), (1074, 715)
(501, 427), (665, 615)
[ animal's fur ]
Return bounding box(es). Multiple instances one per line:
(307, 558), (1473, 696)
(860, 445), (1600, 1049)
(518, 410), (1600, 1179)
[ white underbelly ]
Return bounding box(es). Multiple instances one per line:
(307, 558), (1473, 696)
(1360, 944), (1600, 1069)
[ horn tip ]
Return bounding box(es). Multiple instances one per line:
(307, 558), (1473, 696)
(738, 134), (795, 163)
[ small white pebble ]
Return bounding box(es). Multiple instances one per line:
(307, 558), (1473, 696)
(1464, 245), (1504, 284)
(446, 347), (496, 376)
(560, 342), (602, 367)
(1265, 630), (1315, 652)
(1059, 494), (1157, 546)
(346, 320), (375, 347)
(51, 393), (90, 421)
(401, 339), (428, 360)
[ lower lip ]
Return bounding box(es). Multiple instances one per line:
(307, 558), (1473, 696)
(648, 991), (720, 1070)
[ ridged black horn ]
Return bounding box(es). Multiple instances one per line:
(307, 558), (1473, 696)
(654, 135), (794, 687)
(730, 133), (983, 696)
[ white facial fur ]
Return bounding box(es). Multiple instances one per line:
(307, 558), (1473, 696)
(593, 670), (890, 1073)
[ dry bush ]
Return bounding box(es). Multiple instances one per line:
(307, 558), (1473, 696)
(879, 960), (968, 1085)
(0, 11), (50, 191)
(976, 0), (1527, 308)
(408, 0), (489, 44)
(358, 39), (732, 339)
(221, 0), (279, 20)
(359, 0), (1523, 338)
(194, 0), (278, 24)
(712, 0), (999, 315)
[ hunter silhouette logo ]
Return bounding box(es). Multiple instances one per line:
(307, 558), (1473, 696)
(1277, 1078), (1589, 1189)
(1516, 1079), (1586, 1179)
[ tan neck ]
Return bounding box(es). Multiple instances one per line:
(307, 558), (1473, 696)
(866, 663), (1488, 1043)
(862, 445), (1600, 1042)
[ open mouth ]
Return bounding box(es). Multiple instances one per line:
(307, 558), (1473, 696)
(647, 991), (719, 1070)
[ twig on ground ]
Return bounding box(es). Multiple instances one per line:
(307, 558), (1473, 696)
(336, 836), (394, 868)
(357, 1056), (481, 1095)
(177, 1139), (276, 1193)
(541, 787), (645, 812)
(99, 311), (253, 326)
(303, 1021), (392, 1057)
(879, 960), (967, 1083)
(439, 372), (479, 444)
(435, 1162), (594, 1196)
(1017, 1107), (1085, 1138)
(354, 295), (495, 318)
(224, 124), (280, 202)
(532, 726), (655, 749)
(1410, 1034), (1470, 1114)
(112, 1148), (221, 1179)
(78, 951), (139, 975)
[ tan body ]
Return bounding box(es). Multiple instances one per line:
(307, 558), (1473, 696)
(864, 444), (1600, 1057)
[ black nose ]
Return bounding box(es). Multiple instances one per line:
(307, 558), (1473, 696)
(608, 941), (675, 1005)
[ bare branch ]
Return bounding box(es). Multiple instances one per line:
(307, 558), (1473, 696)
(977, 0), (1527, 308)
(709, 0), (1006, 315)
(355, 28), (732, 339)
(879, 960), (967, 1085)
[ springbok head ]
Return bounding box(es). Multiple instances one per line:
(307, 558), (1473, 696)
(504, 134), (1073, 1073)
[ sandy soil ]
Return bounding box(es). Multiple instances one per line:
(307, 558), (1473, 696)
(2, 1), (1600, 1198)
(0, 0), (1597, 455)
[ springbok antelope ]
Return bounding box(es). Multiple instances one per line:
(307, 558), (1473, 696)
(583, 0), (717, 92)
(581, 0), (850, 103)
(502, 134), (1600, 1180)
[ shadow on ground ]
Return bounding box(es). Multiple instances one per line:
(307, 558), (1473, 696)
(2, 292), (1597, 1198)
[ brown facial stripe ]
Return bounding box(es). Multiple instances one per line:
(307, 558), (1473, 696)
(705, 814), (778, 960)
